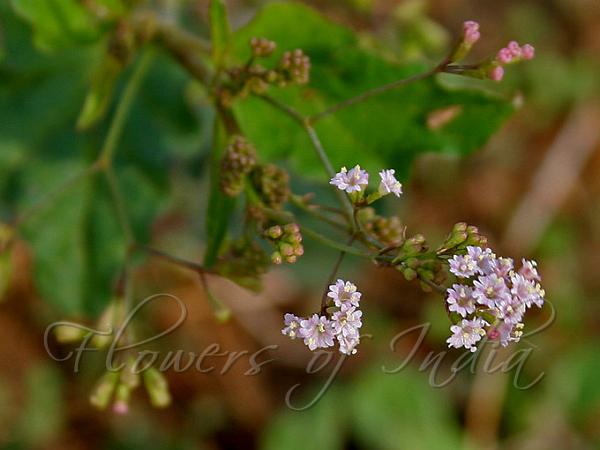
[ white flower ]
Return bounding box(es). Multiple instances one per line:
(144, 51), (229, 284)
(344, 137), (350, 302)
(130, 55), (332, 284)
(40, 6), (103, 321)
(329, 165), (369, 193)
(378, 169), (403, 197)
(332, 304), (362, 337)
(446, 318), (486, 352)
(327, 279), (361, 308)
(281, 313), (302, 339)
(299, 314), (336, 351)
(338, 333), (360, 355)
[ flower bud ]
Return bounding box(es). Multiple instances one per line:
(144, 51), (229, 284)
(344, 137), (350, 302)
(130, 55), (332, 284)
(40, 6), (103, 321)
(54, 323), (87, 344)
(112, 383), (131, 415)
(143, 367), (171, 408)
(266, 225), (283, 240)
(91, 298), (124, 349)
(90, 370), (120, 410)
(271, 251), (283, 265)
(220, 136), (257, 197)
(278, 49), (310, 85)
(251, 164), (290, 209)
(250, 37), (276, 57)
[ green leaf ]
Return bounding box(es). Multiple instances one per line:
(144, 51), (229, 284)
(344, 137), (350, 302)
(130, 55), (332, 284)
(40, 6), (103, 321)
(260, 387), (345, 450)
(77, 53), (124, 130)
(349, 367), (463, 450)
(209, 0), (231, 68)
(204, 117), (236, 267)
(10, 0), (102, 52)
(231, 3), (514, 179)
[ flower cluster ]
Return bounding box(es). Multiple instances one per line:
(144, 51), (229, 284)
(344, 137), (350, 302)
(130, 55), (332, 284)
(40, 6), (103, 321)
(330, 165), (402, 203)
(264, 223), (304, 264)
(251, 163), (290, 209)
(220, 135), (257, 196)
(250, 37), (276, 58)
(490, 41), (535, 81)
(282, 279), (363, 355)
(446, 246), (545, 352)
(448, 21), (535, 82)
(279, 49), (311, 85)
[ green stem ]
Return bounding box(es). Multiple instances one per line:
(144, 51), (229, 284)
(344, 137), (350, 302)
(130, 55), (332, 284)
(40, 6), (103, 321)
(104, 165), (134, 245)
(98, 48), (155, 166)
(301, 225), (370, 258)
(309, 63), (446, 123)
(303, 122), (355, 225)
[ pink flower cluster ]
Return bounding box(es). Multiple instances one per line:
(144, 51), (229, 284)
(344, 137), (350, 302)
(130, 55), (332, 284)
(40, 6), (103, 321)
(491, 40), (535, 81)
(446, 246), (545, 352)
(282, 279), (363, 355)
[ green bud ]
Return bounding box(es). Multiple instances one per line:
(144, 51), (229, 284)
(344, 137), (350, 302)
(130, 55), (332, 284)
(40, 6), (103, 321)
(121, 357), (141, 389)
(90, 370), (120, 410)
(112, 383), (131, 415)
(91, 298), (124, 349)
(143, 368), (171, 409)
(271, 251), (282, 265)
(401, 267), (417, 281)
(266, 225), (283, 240)
(54, 323), (87, 344)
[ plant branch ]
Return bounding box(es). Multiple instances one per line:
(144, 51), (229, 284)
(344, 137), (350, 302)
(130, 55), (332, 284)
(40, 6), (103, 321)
(320, 235), (355, 315)
(98, 47), (155, 166)
(309, 62), (447, 123)
(142, 245), (213, 273)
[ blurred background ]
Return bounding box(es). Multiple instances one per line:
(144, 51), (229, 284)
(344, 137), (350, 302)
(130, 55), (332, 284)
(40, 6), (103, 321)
(1, 0), (600, 449)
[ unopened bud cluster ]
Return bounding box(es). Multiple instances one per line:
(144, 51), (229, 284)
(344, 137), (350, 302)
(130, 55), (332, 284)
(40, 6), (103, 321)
(251, 163), (290, 209)
(90, 359), (171, 414)
(264, 223), (303, 264)
(250, 37), (277, 57)
(278, 49), (310, 85)
(360, 209), (406, 246)
(220, 38), (311, 105)
(447, 20), (535, 82)
(217, 239), (270, 289)
(220, 135), (257, 197)
(437, 222), (487, 255)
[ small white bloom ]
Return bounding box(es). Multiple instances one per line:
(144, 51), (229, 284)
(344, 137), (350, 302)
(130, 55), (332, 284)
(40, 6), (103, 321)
(327, 279), (361, 308)
(330, 165), (369, 193)
(378, 169), (403, 197)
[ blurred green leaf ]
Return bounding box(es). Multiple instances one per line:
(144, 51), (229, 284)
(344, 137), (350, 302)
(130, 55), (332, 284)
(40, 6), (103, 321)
(231, 3), (514, 179)
(77, 53), (124, 131)
(260, 387), (345, 450)
(209, 0), (231, 68)
(10, 0), (102, 52)
(15, 364), (64, 446)
(349, 367), (463, 450)
(204, 118), (236, 267)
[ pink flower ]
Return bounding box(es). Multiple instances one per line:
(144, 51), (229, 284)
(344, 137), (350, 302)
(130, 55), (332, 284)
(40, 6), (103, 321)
(463, 21), (481, 45)
(489, 66), (505, 81)
(522, 44), (535, 60)
(496, 48), (513, 65)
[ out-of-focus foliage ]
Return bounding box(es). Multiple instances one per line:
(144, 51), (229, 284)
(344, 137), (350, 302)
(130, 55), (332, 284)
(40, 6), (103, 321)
(232, 3), (514, 178)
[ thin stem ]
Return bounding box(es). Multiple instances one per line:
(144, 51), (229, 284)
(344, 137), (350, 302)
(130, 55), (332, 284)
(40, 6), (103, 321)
(309, 63), (446, 123)
(301, 225), (370, 258)
(303, 122), (355, 224)
(104, 165), (134, 245)
(289, 195), (348, 231)
(142, 245), (212, 273)
(13, 161), (102, 228)
(99, 48), (155, 166)
(198, 271), (231, 322)
(320, 235), (355, 315)
(258, 94), (305, 125)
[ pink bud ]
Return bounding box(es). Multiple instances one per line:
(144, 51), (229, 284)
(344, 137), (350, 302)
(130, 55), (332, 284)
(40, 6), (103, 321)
(462, 21), (480, 45)
(496, 48), (513, 65)
(112, 401), (129, 415)
(507, 41), (522, 57)
(487, 327), (500, 340)
(489, 66), (505, 82)
(521, 44), (535, 60)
